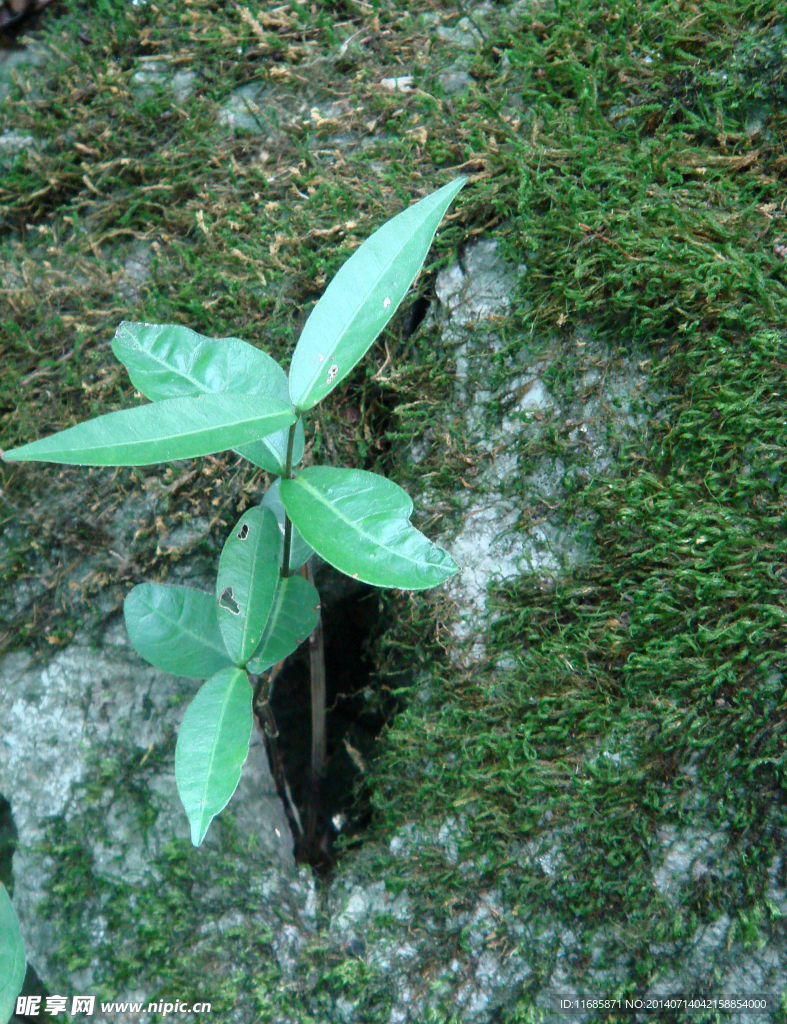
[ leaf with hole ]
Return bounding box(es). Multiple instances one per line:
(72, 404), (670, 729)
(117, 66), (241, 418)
(124, 583), (234, 679)
(215, 507), (281, 666)
(1, 394), (295, 466)
(0, 882), (25, 1024)
(288, 177), (466, 412)
(280, 467), (460, 589)
(246, 573), (320, 674)
(175, 667), (253, 847)
(112, 321), (304, 473)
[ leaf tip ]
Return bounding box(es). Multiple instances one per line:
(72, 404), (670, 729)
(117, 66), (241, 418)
(190, 818), (209, 847)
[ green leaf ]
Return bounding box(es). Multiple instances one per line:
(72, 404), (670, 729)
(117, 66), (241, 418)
(261, 478), (314, 572)
(112, 321), (304, 473)
(246, 573), (320, 674)
(288, 177), (466, 412)
(1, 394), (295, 466)
(0, 882), (25, 1024)
(280, 467), (460, 589)
(175, 667), (253, 847)
(233, 421), (304, 476)
(215, 507), (281, 666)
(112, 321), (286, 400)
(123, 583), (233, 679)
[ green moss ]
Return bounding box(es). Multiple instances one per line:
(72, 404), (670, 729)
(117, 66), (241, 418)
(36, 814), (286, 1018)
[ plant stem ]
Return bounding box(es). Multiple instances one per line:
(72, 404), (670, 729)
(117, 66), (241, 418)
(252, 666), (304, 836)
(302, 560), (327, 853)
(280, 420), (298, 578)
(268, 419), (328, 859)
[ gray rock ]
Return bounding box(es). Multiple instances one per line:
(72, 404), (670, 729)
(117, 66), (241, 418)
(0, 620), (295, 1015)
(427, 239), (666, 665)
(0, 39), (48, 104)
(217, 82), (273, 134)
(438, 70), (476, 95)
(0, 130), (38, 166)
(118, 243), (153, 305)
(436, 18), (486, 51)
(130, 60), (197, 103)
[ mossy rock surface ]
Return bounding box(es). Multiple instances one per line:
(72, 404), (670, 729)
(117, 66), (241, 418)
(1, 1), (786, 1021)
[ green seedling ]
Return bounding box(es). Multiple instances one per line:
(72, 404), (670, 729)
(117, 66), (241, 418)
(2, 178), (466, 849)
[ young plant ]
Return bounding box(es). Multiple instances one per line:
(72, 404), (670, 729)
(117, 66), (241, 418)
(1, 178), (466, 849)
